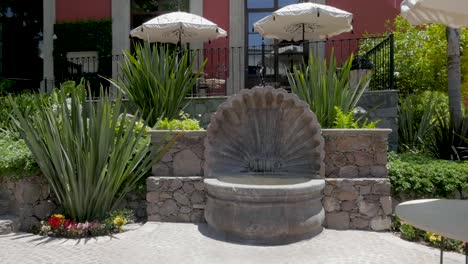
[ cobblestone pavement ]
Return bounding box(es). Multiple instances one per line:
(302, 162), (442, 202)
(0, 222), (464, 264)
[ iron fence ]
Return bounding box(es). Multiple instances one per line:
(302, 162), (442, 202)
(49, 35), (394, 96)
(363, 34), (395, 91)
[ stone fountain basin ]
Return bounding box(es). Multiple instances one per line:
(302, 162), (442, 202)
(204, 177), (325, 244)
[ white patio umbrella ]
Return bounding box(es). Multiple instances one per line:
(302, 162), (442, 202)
(253, 3), (353, 42)
(130, 11), (227, 44)
(263, 45), (303, 71)
(401, 0), (468, 28)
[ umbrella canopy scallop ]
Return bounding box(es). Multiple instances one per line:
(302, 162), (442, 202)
(254, 3), (353, 41)
(401, 0), (468, 28)
(130, 11), (227, 44)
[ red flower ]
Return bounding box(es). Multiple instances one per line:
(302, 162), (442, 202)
(48, 214), (65, 230)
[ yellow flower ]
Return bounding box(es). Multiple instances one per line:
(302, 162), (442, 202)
(427, 232), (442, 243)
(113, 216), (127, 227)
(51, 214), (65, 223)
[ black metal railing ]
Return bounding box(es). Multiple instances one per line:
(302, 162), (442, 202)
(49, 35), (394, 97)
(363, 33), (395, 90)
(246, 35), (394, 91)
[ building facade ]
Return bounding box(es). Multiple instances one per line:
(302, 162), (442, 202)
(35, 0), (402, 93)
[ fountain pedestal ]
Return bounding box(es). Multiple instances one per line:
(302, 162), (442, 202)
(204, 178), (325, 244)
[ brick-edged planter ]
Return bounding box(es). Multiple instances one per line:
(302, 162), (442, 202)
(322, 129), (391, 178)
(149, 130), (206, 177)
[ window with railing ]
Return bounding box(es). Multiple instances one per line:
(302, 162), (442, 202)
(131, 0), (189, 30)
(245, 0), (301, 88)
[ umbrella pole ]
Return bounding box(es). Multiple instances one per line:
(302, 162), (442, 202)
(177, 32), (182, 61)
(302, 23), (306, 63)
(261, 38), (265, 86)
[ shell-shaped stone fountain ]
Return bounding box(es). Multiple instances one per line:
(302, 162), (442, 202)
(203, 87), (325, 244)
(205, 86), (324, 181)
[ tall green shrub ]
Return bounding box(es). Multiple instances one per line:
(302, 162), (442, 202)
(361, 16), (468, 95)
(111, 43), (205, 127)
(287, 52), (371, 128)
(10, 87), (153, 222)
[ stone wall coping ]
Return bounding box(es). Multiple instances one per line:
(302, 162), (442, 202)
(149, 129), (391, 137)
(186, 96), (228, 100)
(325, 178), (389, 182)
(148, 130), (206, 137)
(322, 129), (392, 135)
(149, 176), (203, 180)
(362, 90), (399, 94)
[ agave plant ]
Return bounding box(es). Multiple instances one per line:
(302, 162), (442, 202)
(424, 111), (468, 161)
(9, 86), (154, 222)
(398, 94), (436, 152)
(287, 52), (371, 128)
(110, 43), (205, 127)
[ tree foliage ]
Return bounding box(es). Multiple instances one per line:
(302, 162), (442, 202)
(362, 16), (468, 95)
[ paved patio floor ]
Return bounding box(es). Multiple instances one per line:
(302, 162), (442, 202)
(0, 222), (464, 264)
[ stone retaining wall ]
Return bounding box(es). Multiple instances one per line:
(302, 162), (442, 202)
(150, 129), (391, 179)
(146, 177), (205, 223)
(0, 175), (55, 231)
(145, 177), (392, 230)
(0, 175), (147, 231)
(323, 178), (392, 231)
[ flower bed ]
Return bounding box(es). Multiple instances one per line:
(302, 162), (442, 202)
(393, 217), (465, 253)
(36, 210), (133, 238)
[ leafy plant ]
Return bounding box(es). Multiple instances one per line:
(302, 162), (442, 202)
(333, 107), (380, 128)
(287, 51), (371, 128)
(410, 91), (449, 124)
(0, 79), (16, 95)
(398, 93), (436, 152)
(9, 85), (154, 222)
(110, 42), (205, 127)
(399, 223), (420, 241)
(156, 112), (202, 130)
(0, 93), (47, 133)
(388, 152), (468, 198)
(0, 131), (39, 179)
(424, 111), (468, 160)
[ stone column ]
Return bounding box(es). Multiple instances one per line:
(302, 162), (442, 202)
(41, 0), (55, 92)
(111, 0), (130, 82)
(228, 0), (245, 95)
(190, 0), (204, 72)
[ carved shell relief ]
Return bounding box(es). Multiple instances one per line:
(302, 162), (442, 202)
(204, 86), (324, 179)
